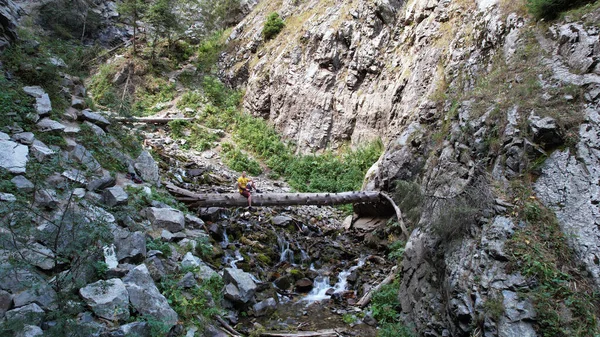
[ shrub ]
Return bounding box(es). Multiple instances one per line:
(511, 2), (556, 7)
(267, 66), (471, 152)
(262, 12), (285, 40)
(526, 0), (593, 20)
(221, 143), (262, 176)
(392, 180), (423, 226)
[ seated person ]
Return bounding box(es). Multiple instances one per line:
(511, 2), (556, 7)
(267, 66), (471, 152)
(237, 171), (260, 209)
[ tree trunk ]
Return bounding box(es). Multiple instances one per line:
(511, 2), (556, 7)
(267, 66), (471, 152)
(165, 184), (409, 238)
(167, 184), (383, 207)
(112, 117), (195, 124)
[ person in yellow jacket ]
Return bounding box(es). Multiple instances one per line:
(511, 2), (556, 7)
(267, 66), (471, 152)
(237, 171), (260, 209)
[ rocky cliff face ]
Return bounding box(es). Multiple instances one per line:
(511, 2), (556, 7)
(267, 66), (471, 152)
(0, 0), (21, 50)
(221, 0), (522, 153)
(223, 0), (600, 335)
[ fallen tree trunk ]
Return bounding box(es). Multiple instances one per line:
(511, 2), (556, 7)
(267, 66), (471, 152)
(356, 266), (397, 308)
(113, 117), (195, 124)
(166, 183), (409, 238)
(259, 329), (344, 337)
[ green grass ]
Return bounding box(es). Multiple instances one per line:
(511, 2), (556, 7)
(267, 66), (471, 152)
(0, 74), (36, 131)
(369, 280), (415, 337)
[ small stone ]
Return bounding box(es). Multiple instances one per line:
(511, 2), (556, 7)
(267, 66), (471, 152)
(83, 121), (106, 137)
(0, 139), (29, 173)
(31, 143), (56, 162)
(62, 169), (87, 184)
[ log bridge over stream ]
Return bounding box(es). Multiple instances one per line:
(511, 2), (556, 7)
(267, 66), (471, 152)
(166, 183), (408, 237)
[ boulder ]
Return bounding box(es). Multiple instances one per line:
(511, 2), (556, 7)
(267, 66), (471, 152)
(134, 151), (159, 185)
(0, 193), (16, 202)
(34, 189), (58, 209)
(23, 86), (51, 117)
(252, 298), (276, 316)
(87, 175), (116, 191)
(103, 186), (129, 207)
(178, 272), (197, 288)
(15, 325), (43, 337)
(83, 121), (106, 137)
(181, 252), (201, 268)
(528, 115), (563, 149)
(71, 96), (85, 109)
(79, 278), (130, 322)
(123, 264), (178, 329)
(0, 289), (12, 318)
(145, 207), (185, 233)
(11, 176), (33, 192)
(185, 214), (205, 228)
(0, 139), (28, 173)
(81, 110), (110, 128)
(30, 141), (56, 162)
(61, 169), (87, 184)
(223, 268), (257, 303)
(20, 242), (55, 270)
(113, 229), (146, 263)
(36, 118), (65, 132)
(295, 278), (313, 292)
(12, 282), (56, 310)
(4, 303), (44, 326)
(12, 132), (35, 145)
(272, 215), (293, 226)
(70, 144), (101, 172)
(107, 322), (150, 337)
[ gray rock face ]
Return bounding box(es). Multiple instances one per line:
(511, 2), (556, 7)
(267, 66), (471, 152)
(535, 107), (600, 288)
(122, 264), (178, 329)
(79, 278), (130, 322)
(223, 268), (257, 303)
(134, 151), (160, 185)
(399, 214), (536, 336)
(145, 207), (185, 233)
(31, 141), (56, 162)
(0, 139), (29, 173)
(103, 186), (129, 207)
(12, 281), (56, 310)
(0, 0), (21, 49)
(21, 242), (55, 270)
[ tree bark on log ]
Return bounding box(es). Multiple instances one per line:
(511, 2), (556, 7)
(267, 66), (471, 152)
(165, 183), (409, 238)
(259, 329), (344, 337)
(355, 266), (397, 308)
(113, 117), (195, 124)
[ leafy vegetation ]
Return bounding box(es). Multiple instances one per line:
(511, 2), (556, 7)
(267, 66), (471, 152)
(263, 12), (285, 40)
(507, 182), (600, 336)
(160, 273), (224, 326)
(526, 0), (595, 20)
(369, 280), (415, 337)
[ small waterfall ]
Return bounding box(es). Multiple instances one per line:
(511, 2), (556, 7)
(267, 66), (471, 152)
(278, 235), (294, 263)
(221, 228), (229, 248)
(301, 257), (367, 304)
(103, 244), (118, 269)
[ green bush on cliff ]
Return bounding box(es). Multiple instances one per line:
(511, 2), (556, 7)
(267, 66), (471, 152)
(527, 0), (594, 20)
(263, 12), (285, 40)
